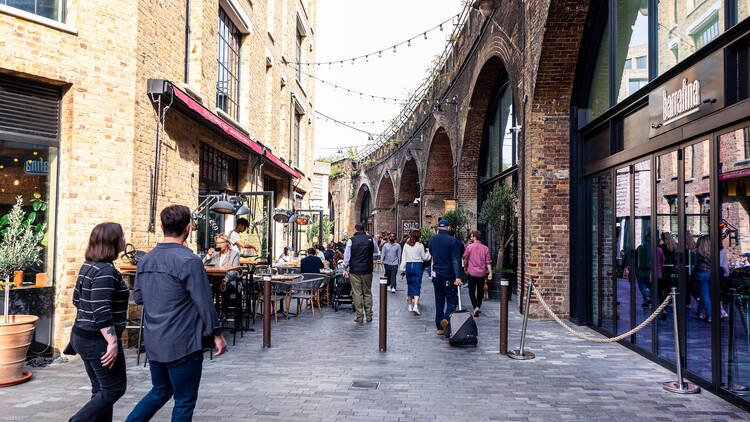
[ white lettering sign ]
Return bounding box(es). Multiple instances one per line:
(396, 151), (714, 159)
(662, 78), (701, 125)
(24, 158), (48, 175)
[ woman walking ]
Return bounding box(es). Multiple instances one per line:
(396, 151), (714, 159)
(695, 235), (712, 322)
(462, 230), (492, 317)
(399, 230), (430, 315)
(69, 223), (130, 422)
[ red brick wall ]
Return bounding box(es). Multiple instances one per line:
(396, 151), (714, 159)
(375, 175), (396, 235)
(398, 159), (420, 237)
(424, 129), (454, 227)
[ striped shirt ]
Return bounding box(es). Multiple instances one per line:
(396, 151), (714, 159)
(72, 261), (129, 333)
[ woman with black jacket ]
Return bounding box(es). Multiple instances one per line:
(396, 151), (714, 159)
(69, 222), (130, 422)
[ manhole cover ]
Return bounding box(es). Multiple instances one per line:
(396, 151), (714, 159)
(351, 381), (379, 390)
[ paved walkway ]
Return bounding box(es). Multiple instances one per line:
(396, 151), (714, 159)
(1, 272), (748, 421)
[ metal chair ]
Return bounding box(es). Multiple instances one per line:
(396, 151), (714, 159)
(289, 275), (326, 319)
(124, 300), (145, 365)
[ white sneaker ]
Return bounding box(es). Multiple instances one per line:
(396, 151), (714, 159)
(413, 304), (420, 316)
(408, 304), (413, 312)
(391, 287), (396, 294)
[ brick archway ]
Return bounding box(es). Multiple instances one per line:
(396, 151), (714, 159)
(423, 127), (454, 228)
(398, 159), (420, 237)
(374, 175), (396, 235)
(353, 183), (372, 233)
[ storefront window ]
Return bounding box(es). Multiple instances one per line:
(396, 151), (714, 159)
(587, 20), (610, 122)
(480, 83), (516, 179)
(3, 0), (65, 21)
(615, 0), (648, 103)
(656, 150), (679, 364)
(589, 172), (615, 333)
(657, 0), (725, 75)
(718, 125), (750, 399)
(0, 141), (57, 287)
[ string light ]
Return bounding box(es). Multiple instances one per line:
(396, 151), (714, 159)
(287, 64), (408, 103)
(293, 13), (459, 65)
(315, 110), (382, 137)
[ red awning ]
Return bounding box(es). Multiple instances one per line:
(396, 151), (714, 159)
(148, 79), (301, 179)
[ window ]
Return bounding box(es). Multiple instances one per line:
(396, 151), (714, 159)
(698, 194), (710, 235)
(296, 28), (303, 80)
(667, 196), (679, 233)
(614, 1), (648, 103)
(293, 111), (301, 167)
(585, 17), (609, 122)
(692, 14), (720, 49)
(658, 1), (725, 75)
(3, 0), (64, 21)
(624, 58), (632, 69)
(199, 143), (238, 191)
(217, 8), (241, 119)
(480, 84), (516, 179)
(744, 127), (750, 159)
(635, 56), (647, 69)
(628, 78), (648, 95)
(685, 144), (695, 179)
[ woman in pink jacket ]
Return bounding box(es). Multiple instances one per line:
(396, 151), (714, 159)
(462, 230), (492, 317)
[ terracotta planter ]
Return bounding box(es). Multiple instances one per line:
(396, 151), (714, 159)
(0, 315), (38, 385)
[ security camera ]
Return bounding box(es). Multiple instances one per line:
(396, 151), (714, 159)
(413, 197), (421, 205)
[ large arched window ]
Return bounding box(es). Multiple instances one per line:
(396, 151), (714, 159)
(479, 83), (516, 181)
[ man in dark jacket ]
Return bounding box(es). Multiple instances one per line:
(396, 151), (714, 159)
(427, 219), (462, 336)
(301, 247), (324, 273)
(128, 205), (227, 422)
(343, 223), (381, 323)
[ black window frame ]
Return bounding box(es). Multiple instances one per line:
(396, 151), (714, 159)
(293, 110), (302, 167)
(216, 7), (242, 119)
(199, 142), (239, 191)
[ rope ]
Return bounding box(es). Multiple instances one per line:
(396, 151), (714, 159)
(530, 284), (672, 343)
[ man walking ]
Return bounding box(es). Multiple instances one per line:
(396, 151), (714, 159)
(128, 205), (227, 421)
(380, 232), (401, 293)
(343, 223), (380, 323)
(428, 219), (462, 336)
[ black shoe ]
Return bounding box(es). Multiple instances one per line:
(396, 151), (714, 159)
(642, 299), (652, 308)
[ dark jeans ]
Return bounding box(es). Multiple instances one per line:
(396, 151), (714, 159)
(384, 264), (398, 289)
(126, 351), (204, 422)
(69, 332), (127, 422)
(432, 276), (457, 330)
(467, 274), (486, 310)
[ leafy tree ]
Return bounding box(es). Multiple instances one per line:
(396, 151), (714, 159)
(441, 208), (473, 242)
(478, 184), (518, 272)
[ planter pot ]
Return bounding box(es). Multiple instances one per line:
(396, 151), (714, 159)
(0, 315), (38, 386)
(487, 274), (502, 300)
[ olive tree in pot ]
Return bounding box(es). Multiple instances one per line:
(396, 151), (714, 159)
(0, 196), (45, 386)
(478, 184), (518, 299)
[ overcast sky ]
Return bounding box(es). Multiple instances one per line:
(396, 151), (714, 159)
(312, 0), (465, 159)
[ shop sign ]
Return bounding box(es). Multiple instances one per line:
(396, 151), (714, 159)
(444, 199), (457, 213)
(403, 220), (419, 235)
(649, 50), (724, 137)
(24, 157), (48, 175)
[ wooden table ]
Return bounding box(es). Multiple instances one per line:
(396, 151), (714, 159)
(118, 264), (241, 277)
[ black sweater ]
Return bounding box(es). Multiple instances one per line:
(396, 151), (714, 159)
(72, 261), (129, 334)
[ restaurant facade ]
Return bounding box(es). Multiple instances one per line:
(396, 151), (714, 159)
(0, 0), (318, 354)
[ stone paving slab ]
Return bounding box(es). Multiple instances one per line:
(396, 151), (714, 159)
(1, 272), (748, 421)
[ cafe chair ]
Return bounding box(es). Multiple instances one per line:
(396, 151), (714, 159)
(254, 278), (284, 323)
(289, 274), (326, 319)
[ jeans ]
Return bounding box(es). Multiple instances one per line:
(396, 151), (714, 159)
(637, 274), (651, 302)
(384, 264), (398, 289)
(69, 333), (127, 422)
(467, 274), (486, 310)
(695, 271), (711, 317)
(432, 276), (457, 330)
(126, 351), (204, 422)
(349, 273), (373, 319)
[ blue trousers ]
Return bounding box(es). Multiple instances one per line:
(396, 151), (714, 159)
(695, 271), (711, 317)
(432, 276), (457, 330)
(126, 351), (203, 422)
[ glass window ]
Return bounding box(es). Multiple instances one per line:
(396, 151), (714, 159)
(589, 172), (615, 333)
(500, 86), (516, 170)
(293, 111), (302, 167)
(624, 58), (632, 69)
(199, 142), (238, 191)
(480, 84), (516, 178)
(217, 8), (241, 119)
(615, 0), (648, 103)
(628, 78), (648, 95)
(296, 29), (303, 80)
(634, 159), (652, 348)
(4, 0), (64, 21)
(738, 0), (750, 23)
(587, 19), (610, 122)
(0, 141), (57, 287)
(658, 0), (725, 75)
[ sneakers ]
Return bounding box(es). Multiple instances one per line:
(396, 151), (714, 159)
(413, 304), (420, 316)
(474, 308), (480, 317)
(390, 287), (397, 294)
(408, 303), (413, 312)
(366, 315), (373, 322)
(353, 316), (363, 323)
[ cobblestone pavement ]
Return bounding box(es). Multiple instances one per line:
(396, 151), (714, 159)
(1, 273), (748, 421)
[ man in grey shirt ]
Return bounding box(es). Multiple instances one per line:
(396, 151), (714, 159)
(128, 205), (227, 422)
(380, 232), (401, 293)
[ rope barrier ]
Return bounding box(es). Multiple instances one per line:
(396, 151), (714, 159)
(530, 283), (671, 343)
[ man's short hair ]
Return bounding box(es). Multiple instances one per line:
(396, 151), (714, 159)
(307, 248), (316, 255)
(161, 205), (191, 237)
(236, 217), (249, 228)
(355, 223), (364, 231)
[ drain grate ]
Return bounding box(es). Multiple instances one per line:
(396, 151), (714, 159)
(350, 381), (379, 390)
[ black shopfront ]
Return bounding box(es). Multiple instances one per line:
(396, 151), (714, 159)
(570, 1), (750, 407)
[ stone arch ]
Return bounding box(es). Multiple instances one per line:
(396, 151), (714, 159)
(374, 174), (396, 235)
(423, 127), (454, 228)
(457, 56), (511, 214)
(397, 158), (420, 238)
(353, 182), (372, 234)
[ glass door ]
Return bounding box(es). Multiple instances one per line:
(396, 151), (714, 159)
(656, 150), (679, 363)
(589, 172), (615, 334)
(633, 159), (652, 349)
(615, 166), (633, 337)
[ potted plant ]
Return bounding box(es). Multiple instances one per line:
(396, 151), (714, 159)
(479, 184), (518, 298)
(0, 196), (45, 386)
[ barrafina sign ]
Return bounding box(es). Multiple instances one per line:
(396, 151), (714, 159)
(649, 49), (723, 138)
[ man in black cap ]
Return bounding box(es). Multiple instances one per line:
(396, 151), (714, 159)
(427, 219), (462, 336)
(343, 223), (381, 322)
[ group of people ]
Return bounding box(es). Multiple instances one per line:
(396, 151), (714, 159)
(69, 205), (228, 421)
(343, 219), (493, 335)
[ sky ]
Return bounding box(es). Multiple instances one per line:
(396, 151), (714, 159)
(312, 0), (465, 159)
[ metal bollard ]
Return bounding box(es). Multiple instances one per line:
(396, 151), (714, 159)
(262, 274), (271, 348)
(379, 276), (387, 352)
(499, 277), (509, 355)
(662, 287), (699, 394)
(508, 278), (535, 360)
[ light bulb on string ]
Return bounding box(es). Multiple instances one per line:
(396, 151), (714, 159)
(440, 24), (443, 31)
(378, 51), (382, 58)
(424, 32), (427, 39)
(393, 46), (396, 53)
(365, 55), (369, 62)
(407, 39), (411, 47)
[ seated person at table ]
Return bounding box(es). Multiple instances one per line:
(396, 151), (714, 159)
(322, 260), (331, 271)
(301, 248), (324, 274)
(203, 234), (241, 306)
(229, 218), (258, 256)
(277, 246), (295, 263)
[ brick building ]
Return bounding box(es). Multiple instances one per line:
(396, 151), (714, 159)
(0, 0), (316, 354)
(330, 0), (750, 406)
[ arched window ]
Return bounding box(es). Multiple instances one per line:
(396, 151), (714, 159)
(479, 83), (516, 181)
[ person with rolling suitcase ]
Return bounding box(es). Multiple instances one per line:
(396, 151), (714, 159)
(448, 284), (479, 346)
(427, 219), (463, 336)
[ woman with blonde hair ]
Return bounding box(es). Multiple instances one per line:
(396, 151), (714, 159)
(399, 230), (430, 315)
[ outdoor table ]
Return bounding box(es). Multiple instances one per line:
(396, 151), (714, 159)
(253, 274), (303, 316)
(118, 264), (241, 278)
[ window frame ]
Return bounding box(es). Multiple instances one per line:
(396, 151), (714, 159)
(216, 7), (242, 120)
(2, 0), (66, 22)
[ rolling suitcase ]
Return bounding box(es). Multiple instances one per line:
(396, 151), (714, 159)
(448, 284), (478, 346)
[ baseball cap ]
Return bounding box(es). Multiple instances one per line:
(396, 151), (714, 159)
(284, 246), (292, 251)
(437, 219), (450, 228)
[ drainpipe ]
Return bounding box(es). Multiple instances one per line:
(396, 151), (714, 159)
(184, 0), (190, 84)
